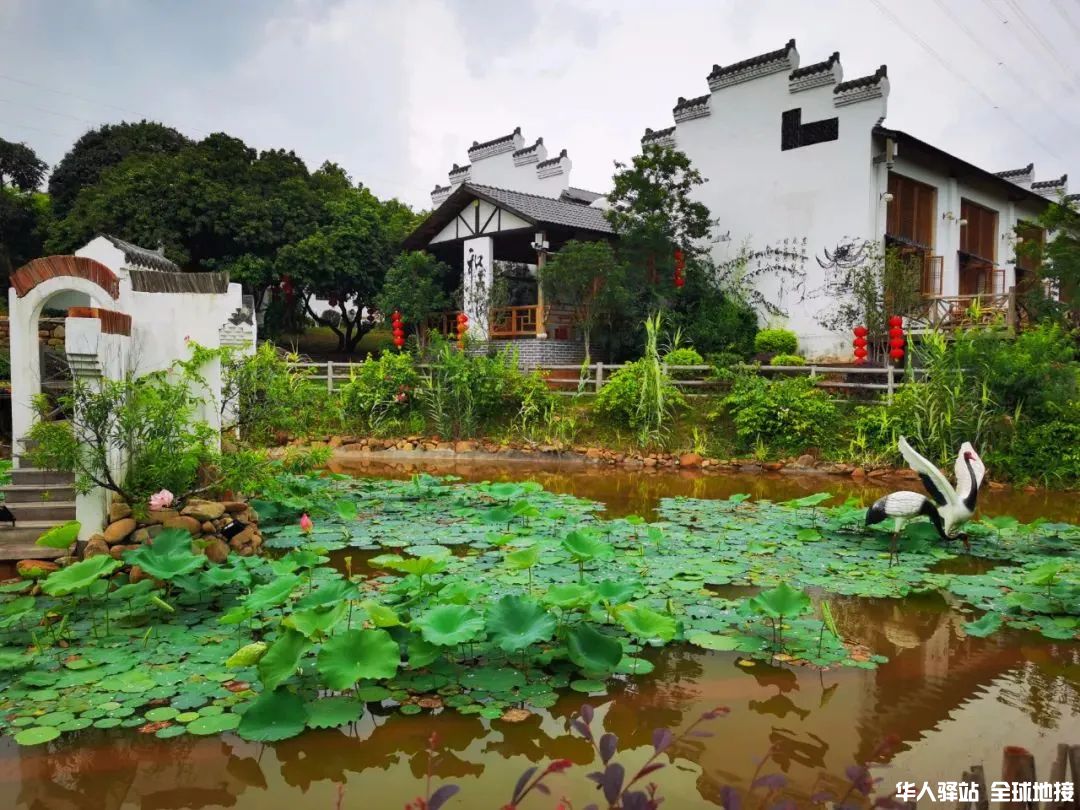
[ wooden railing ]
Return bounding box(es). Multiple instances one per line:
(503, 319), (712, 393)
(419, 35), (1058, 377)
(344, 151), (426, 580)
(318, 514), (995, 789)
(292, 361), (924, 403)
(427, 305), (577, 340)
(920, 288), (1017, 330)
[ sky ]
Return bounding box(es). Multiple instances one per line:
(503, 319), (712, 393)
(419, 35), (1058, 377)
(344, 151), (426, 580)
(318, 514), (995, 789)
(1, 0), (1078, 209)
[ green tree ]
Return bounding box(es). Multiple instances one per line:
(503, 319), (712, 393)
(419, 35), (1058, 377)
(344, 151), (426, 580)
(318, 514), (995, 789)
(538, 239), (627, 360)
(375, 251), (452, 345)
(0, 138), (50, 278)
(47, 120), (190, 217)
(276, 187), (419, 353)
(0, 137), (48, 191)
(1023, 199), (1080, 325)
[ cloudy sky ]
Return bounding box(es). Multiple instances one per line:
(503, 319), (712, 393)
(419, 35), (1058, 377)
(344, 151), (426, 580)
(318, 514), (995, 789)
(2, 0), (1077, 208)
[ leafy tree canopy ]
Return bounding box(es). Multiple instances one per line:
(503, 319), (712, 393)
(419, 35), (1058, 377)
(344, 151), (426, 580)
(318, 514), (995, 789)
(276, 187), (421, 352)
(47, 120), (190, 216)
(375, 250), (452, 335)
(1024, 199), (1080, 325)
(539, 239), (628, 360)
(0, 137), (48, 191)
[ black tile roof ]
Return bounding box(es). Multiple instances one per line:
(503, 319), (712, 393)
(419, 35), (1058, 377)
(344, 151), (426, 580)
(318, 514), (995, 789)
(1065, 193), (1080, 204)
(1032, 174), (1067, 189)
(468, 126), (521, 154)
(536, 149), (568, 169)
(560, 187), (604, 205)
(513, 137), (543, 157)
(642, 126), (676, 143)
(105, 235), (178, 272)
(403, 183), (613, 250)
(673, 93), (709, 113)
(449, 163), (470, 176)
(834, 65), (886, 93)
(708, 39), (795, 81)
(790, 51), (839, 79)
(432, 184), (451, 194)
(995, 163), (1034, 179)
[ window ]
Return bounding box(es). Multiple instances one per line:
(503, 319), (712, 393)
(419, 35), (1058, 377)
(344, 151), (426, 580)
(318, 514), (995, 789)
(886, 173), (936, 248)
(959, 199), (997, 262)
(1015, 221), (1045, 281)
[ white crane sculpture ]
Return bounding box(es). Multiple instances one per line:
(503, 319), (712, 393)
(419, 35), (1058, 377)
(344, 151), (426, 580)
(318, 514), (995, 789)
(865, 436), (985, 563)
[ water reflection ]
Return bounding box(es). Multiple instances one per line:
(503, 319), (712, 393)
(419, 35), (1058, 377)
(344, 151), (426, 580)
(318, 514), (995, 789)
(1, 462), (1077, 808)
(327, 457), (1080, 524)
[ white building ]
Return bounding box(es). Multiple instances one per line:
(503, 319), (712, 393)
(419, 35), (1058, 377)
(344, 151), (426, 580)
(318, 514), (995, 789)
(413, 40), (1070, 361)
(642, 39), (1069, 358)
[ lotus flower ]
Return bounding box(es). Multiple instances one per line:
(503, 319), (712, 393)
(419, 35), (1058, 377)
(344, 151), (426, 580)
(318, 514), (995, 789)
(149, 489), (174, 511)
(300, 513), (313, 533)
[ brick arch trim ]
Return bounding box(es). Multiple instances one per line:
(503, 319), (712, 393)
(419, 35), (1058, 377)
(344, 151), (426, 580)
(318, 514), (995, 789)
(11, 255), (120, 300)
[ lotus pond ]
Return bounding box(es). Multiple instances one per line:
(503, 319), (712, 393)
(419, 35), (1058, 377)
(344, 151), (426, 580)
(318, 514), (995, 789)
(0, 466), (1077, 808)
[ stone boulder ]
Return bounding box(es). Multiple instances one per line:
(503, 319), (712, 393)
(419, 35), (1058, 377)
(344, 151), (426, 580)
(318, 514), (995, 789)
(108, 502), (133, 522)
(202, 538), (230, 564)
(181, 500), (226, 522)
(144, 509), (179, 525)
(678, 452), (703, 468)
(84, 537), (110, 558)
(16, 559), (59, 578)
(163, 516), (202, 536)
(103, 519), (137, 544)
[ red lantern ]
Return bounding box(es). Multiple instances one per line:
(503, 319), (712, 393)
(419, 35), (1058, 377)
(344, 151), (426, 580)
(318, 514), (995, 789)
(854, 325), (868, 338)
(888, 315), (903, 328)
(889, 336), (904, 348)
(890, 348), (905, 361)
(854, 336), (868, 348)
(854, 346), (868, 358)
(674, 275), (685, 288)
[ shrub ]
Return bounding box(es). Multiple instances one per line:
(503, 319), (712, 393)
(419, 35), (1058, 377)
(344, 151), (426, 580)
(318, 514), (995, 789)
(419, 336), (555, 440)
(990, 400), (1080, 485)
(663, 346), (704, 380)
(221, 342), (324, 444)
(769, 353), (805, 366)
(669, 279), (758, 359)
(721, 373), (839, 454)
(340, 351), (421, 434)
(754, 328), (798, 355)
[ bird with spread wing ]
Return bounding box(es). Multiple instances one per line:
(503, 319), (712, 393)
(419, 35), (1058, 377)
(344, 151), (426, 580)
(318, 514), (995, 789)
(865, 436), (985, 563)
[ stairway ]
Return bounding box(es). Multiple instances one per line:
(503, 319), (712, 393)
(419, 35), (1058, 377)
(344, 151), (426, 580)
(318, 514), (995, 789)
(0, 454), (77, 561)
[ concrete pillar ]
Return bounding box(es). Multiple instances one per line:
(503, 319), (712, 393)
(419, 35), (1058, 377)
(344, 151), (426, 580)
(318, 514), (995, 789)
(941, 178), (962, 297)
(463, 236), (493, 340)
(7, 288), (37, 466)
(535, 230), (547, 339)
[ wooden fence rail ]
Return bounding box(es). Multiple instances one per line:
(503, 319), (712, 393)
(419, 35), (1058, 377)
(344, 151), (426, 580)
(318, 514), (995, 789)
(291, 360), (925, 403)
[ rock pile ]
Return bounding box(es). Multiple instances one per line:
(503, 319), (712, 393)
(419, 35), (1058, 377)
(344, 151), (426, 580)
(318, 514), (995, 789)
(84, 496), (263, 564)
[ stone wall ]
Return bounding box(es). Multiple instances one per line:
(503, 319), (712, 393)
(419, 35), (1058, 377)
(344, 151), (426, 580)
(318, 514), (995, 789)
(0, 316), (67, 352)
(469, 338), (586, 369)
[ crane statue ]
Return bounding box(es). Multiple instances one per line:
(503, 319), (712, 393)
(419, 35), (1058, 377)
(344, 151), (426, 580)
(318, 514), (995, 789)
(865, 436), (985, 564)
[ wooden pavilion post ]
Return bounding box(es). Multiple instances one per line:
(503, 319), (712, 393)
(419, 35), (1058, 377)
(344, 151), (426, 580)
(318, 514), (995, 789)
(535, 230), (547, 338)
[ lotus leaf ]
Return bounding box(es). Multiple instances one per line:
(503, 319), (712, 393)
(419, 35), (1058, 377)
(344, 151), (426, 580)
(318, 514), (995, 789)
(41, 555), (121, 596)
(485, 595), (557, 653)
(617, 605), (677, 643)
(305, 697), (364, 729)
(122, 529), (206, 581)
(35, 520), (80, 550)
(317, 628), (400, 689)
(566, 623), (623, 674)
(414, 605), (485, 647)
(226, 642), (269, 668)
(749, 583), (812, 619)
(188, 712), (240, 735)
(284, 603), (348, 638)
(257, 629), (311, 690)
(237, 688), (307, 742)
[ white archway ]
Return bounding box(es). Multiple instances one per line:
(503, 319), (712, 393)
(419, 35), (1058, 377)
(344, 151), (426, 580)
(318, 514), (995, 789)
(8, 269), (119, 463)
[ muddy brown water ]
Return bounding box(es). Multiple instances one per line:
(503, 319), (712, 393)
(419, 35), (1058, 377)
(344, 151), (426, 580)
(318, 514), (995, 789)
(1, 461), (1077, 809)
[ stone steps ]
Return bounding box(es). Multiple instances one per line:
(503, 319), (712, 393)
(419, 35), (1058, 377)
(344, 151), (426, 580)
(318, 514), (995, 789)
(0, 522), (72, 559)
(0, 455), (78, 560)
(3, 484), (76, 503)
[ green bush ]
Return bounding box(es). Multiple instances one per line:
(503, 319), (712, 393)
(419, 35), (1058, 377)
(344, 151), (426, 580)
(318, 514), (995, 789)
(221, 342), (328, 443)
(595, 358), (685, 438)
(663, 347), (704, 366)
(669, 278), (758, 359)
(754, 328), (798, 355)
(991, 405), (1080, 485)
(769, 353), (805, 366)
(340, 351), (422, 435)
(720, 373), (839, 454)
(420, 336), (556, 439)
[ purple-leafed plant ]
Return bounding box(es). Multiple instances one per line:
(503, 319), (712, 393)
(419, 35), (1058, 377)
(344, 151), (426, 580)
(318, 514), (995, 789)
(404, 732), (461, 810)
(718, 734), (906, 810)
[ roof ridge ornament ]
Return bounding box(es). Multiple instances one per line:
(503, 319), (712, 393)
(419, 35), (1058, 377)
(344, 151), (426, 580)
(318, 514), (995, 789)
(708, 38), (798, 91)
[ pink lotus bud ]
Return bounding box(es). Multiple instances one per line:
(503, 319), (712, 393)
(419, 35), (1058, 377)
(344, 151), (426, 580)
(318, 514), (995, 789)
(300, 513), (313, 533)
(149, 489), (175, 511)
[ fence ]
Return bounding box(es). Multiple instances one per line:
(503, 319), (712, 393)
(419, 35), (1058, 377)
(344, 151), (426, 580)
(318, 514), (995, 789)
(293, 361), (922, 403)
